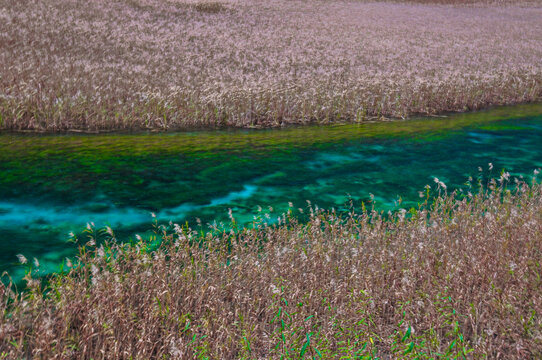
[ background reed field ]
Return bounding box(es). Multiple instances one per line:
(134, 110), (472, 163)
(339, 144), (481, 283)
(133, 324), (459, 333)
(1, 174), (541, 358)
(1, 0), (541, 131)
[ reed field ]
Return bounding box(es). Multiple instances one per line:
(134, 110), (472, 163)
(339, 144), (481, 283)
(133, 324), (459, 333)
(1, 174), (541, 358)
(1, 0), (542, 131)
(2, 0), (542, 358)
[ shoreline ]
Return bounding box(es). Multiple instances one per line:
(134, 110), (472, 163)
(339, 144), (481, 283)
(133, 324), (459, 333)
(1, 100), (541, 135)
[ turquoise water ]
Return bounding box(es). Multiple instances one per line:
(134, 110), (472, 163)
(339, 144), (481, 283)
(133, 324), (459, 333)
(1, 104), (542, 280)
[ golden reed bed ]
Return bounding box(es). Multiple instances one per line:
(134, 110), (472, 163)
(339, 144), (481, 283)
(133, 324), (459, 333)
(1, 0), (541, 131)
(1, 175), (541, 358)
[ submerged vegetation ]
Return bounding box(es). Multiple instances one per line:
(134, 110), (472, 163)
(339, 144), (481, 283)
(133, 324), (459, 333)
(1, 174), (541, 358)
(1, 0), (541, 131)
(1, 109), (541, 283)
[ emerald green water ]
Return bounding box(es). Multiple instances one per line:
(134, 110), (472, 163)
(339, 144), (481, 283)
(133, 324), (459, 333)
(1, 104), (542, 280)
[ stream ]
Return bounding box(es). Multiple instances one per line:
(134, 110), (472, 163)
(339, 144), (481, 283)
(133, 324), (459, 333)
(1, 104), (541, 280)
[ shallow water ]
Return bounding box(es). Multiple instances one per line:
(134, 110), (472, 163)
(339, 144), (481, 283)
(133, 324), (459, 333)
(1, 104), (542, 280)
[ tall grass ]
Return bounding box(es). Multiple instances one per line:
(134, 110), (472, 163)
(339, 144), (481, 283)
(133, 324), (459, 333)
(1, 173), (541, 358)
(0, 0), (541, 131)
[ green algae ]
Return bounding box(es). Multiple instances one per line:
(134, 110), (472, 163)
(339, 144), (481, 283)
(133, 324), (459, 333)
(0, 104), (542, 281)
(2, 103), (542, 160)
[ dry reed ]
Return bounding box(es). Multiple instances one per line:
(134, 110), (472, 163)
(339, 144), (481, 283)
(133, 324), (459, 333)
(1, 173), (541, 358)
(1, 0), (541, 131)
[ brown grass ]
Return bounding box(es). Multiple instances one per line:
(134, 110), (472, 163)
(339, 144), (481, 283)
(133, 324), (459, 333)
(0, 0), (541, 131)
(1, 174), (541, 358)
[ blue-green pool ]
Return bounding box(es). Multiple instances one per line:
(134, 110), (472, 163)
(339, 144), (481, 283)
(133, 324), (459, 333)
(1, 104), (542, 280)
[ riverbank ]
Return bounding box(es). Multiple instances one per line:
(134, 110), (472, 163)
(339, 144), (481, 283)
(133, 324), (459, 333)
(1, 0), (541, 131)
(1, 106), (541, 282)
(1, 176), (541, 358)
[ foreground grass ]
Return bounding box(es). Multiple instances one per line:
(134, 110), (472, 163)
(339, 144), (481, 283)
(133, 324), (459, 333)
(1, 0), (541, 131)
(1, 174), (541, 358)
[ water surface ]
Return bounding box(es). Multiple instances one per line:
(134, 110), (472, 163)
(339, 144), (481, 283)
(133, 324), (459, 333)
(1, 104), (542, 280)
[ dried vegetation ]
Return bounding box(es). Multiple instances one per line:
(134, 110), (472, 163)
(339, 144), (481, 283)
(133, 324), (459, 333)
(1, 174), (541, 358)
(0, 0), (541, 131)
